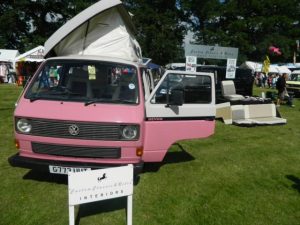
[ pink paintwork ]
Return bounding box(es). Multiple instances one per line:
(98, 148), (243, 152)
(12, 57), (215, 173)
(15, 98), (215, 164)
(15, 98), (145, 164)
(143, 120), (215, 162)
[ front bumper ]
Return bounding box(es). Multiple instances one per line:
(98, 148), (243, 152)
(8, 153), (144, 175)
(286, 87), (300, 95)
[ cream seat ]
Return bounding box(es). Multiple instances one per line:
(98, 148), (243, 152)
(221, 80), (245, 101)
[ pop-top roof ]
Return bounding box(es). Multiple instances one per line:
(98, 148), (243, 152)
(44, 0), (142, 62)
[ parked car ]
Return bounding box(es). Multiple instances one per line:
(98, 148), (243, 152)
(166, 64), (254, 103)
(286, 70), (300, 97)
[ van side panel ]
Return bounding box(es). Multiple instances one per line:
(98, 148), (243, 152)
(142, 120), (215, 162)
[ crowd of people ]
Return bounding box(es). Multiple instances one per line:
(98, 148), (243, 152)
(0, 61), (41, 86)
(255, 72), (295, 107)
(254, 72), (280, 89)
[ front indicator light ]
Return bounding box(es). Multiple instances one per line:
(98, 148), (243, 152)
(16, 118), (32, 134)
(15, 139), (20, 149)
(136, 147), (143, 156)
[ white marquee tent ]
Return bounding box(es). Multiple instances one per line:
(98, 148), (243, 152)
(241, 61), (291, 74)
(0, 49), (19, 62)
(15, 46), (44, 62)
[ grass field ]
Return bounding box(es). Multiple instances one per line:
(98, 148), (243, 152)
(1, 84), (300, 225)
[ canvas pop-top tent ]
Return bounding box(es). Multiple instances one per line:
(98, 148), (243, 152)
(44, 0), (142, 62)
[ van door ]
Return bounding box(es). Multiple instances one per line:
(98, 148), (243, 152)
(143, 70), (216, 162)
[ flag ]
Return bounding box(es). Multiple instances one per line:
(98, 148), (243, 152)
(269, 46), (282, 56)
(262, 56), (270, 74)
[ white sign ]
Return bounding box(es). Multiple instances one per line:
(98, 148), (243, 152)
(185, 44), (239, 60)
(68, 165), (134, 225)
(226, 58), (237, 79)
(186, 56), (197, 72)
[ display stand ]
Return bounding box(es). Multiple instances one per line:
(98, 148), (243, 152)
(68, 165), (134, 225)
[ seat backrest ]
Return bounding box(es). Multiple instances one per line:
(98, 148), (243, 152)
(67, 68), (93, 98)
(221, 80), (236, 96)
(247, 104), (276, 118)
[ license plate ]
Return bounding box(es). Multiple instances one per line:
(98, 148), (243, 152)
(49, 165), (91, 175)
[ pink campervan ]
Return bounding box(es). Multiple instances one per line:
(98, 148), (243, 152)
(9, 0), (215, 175)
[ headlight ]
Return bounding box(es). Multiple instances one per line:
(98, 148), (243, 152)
(16, 118), (32, 134)
(121, 125), (139, 140)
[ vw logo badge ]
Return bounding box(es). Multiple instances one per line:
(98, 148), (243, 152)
(69, 124), (80, 136)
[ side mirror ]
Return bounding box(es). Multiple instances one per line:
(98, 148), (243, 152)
(167, 87), (184, 106)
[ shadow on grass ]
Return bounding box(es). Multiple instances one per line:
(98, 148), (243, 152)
(286, 175), (300, 193)
(75, 197), (127, 225)
(143, 143), (195, 173)
(0, 107), (15, 111)
(23, 170), (68, 185)
(22, 143), (194, 184)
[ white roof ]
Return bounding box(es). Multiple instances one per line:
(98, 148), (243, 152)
(15, 46), (45, 62)
(0, 49), (19, 62)
(240, 61), (262, 72)
(240, 61), (291, 74)
(276, 66), (291, 74)
(291, 70), (300, 74)
(44, 0), (142, 62)
(165, 63), (186, 69)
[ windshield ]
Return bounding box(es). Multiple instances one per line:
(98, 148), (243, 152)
(25, 60), (139, 105)
(291, 74), (300, 81)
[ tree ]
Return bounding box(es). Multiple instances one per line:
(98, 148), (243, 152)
(0, 0), (98, 52)
(1, 0), (187, 65)
(0, 0), (29, 50)
(124, 0), (188, 65)
(187, 0), (300, 64)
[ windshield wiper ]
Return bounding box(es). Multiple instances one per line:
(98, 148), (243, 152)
(84, 98), (109, 106)
(84, 99), (136, 106)
(29, 95), (42, 102)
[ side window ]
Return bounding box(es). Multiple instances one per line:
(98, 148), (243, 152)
(142, 69), (152, 100)
(150, 73), (212, 104)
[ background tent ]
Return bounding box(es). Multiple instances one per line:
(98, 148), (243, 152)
(15, 46), (44, 62)
(277, 66), (291, 74)
(0, 49), (19, 62)
(240, 61), (262, 72)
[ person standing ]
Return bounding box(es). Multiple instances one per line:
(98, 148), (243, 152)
(276, 73), (294, 107)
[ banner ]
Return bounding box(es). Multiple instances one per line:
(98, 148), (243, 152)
(68, 165), (134, 225)
(185, 44), (238, 60)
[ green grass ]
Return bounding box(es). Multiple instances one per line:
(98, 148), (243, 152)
(1, 84), (300, 225)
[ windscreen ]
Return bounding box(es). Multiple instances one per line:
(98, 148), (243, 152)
(291, 74), (300, 81)
(25, 60), (139, 105)
(151, 73), (212, 104)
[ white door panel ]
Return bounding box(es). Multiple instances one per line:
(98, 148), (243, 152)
(145, 70), (216, 119)
(146, 104), (215, 118)
(143, 70), (216, 162)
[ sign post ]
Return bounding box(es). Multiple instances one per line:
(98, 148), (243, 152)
(68, 165), (134, 225)
(225, 58), (237, 79)
(185, 56), (197, 72)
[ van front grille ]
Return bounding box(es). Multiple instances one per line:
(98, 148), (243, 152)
(32, 142), (121, 158)
(21, 118), (122, 140)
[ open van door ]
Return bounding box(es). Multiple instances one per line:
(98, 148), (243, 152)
(143, 70), (216, 162)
